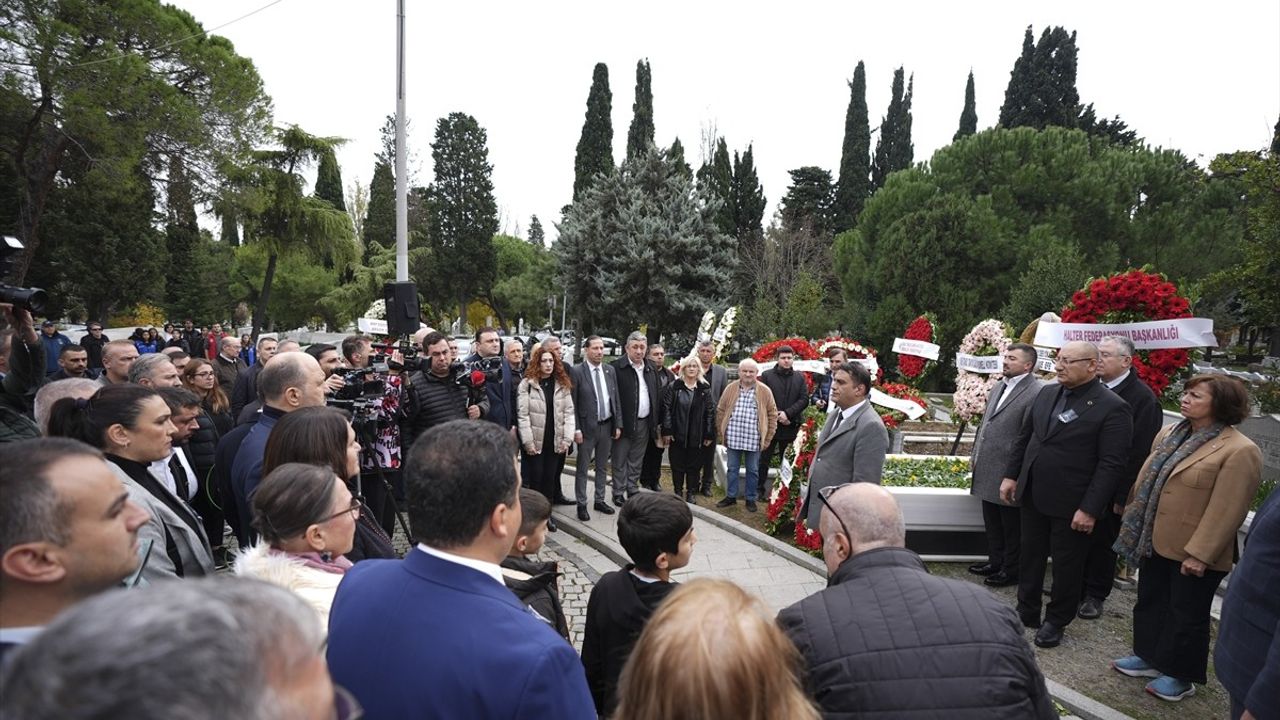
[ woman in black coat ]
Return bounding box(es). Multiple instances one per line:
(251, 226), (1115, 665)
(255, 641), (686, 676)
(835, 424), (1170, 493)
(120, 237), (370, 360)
(660, 357), (716, 503)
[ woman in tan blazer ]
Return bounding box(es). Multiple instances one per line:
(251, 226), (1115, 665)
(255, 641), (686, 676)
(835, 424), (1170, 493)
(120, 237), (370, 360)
(517, 344), (575, 531)
(1111, 374), (1262, 702)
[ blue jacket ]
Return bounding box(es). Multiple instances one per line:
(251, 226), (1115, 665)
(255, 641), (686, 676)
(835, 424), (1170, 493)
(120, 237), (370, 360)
(1215, 490), (1280, 718)
(229, 405), (284, 544)
(41, 331), (71, 375)
(328, 548), (595, 720)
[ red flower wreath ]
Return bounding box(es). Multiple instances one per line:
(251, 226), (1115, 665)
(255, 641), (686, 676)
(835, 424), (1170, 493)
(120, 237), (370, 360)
(752, 338), (821, 393)
(897, 314), (936, 381)
(1060, 269), (1193, 397)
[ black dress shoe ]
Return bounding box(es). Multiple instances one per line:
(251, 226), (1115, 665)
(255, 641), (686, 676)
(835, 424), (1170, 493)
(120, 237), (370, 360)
(577, 507), (591, 522)
(546, 517), (558, 533)
(553, 496), (576, 506)
(700, 487), (713, 498)
(1019, 612), (1042, 630)
(1077, 596), (1103, 620)
(984, 571), (1019, 588)
(612, 495), (626, 507)
(745, 499), (758, 512)
(715, 497), (737, 508)
(593, 502), (615, 515)
(1033, 623), (1065, 648)
(967, 562), (999, 576)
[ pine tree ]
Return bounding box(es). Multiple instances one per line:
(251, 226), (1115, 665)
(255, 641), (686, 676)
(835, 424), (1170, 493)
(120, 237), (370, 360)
(954, 71), (978, 141)
(314, 147), (346, 211)
(999, 26), (1035, 127)
(626, 59), (655, 162)
(1271, 113), (1280, 155)
(834, 61), (870, 233)
(668, 138), (692, 180)
(696, 138), (734, 236)
(573, 63), (614, 202)
(871, 68), (914, 190)
(363, 161), (395, 263)
(731, 144), (766, 240)
(219, 211), (240, 246)
(780, 166), (835, 237)
(528, 215), (545, 246)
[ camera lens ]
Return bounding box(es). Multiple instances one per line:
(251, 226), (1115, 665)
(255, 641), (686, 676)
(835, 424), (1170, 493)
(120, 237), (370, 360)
(0, 285), (47, 315)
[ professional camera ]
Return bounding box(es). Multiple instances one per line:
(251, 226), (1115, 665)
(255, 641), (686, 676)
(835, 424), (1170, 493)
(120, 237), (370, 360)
(370, 338), (422, 374)
(449, 355), (503, 406)
(0, 237), (47, 314)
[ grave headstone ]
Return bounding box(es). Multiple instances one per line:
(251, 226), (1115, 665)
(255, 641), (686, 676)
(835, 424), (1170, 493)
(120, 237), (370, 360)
(1239, 414), (1280, 484)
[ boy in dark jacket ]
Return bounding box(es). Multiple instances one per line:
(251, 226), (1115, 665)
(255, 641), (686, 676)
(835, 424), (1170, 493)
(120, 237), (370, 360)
(500, 489), (569, 640)
(581, 492), (697, 716)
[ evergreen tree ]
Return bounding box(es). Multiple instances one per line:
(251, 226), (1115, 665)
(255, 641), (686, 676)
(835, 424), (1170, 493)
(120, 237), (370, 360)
(999, 26), (1080, 130)
(834, 61), (870, 233)
(780, 166), (835, 237)
(219, 209), (240, 246)
(573, 63), (614, 201)
(668, 138), (693, 180)
(363, 161), (395, 263)
(998, 26), (1035, 128)
(314, 147), (346, 211)
(426, 112), (499, 321)
(954, 71), (978, 142)
(871, 68), (914, 191)
(165, 156), (201, 316)
(1273, 113), (1280, 155)
(626, 59), (655, 162)
(528, 215), (545, 246)
(731, 144), (766, 240)
(696, 138), (734, 236)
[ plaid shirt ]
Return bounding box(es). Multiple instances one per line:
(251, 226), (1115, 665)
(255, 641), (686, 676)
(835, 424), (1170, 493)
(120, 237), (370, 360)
(725, 386), (760, 451)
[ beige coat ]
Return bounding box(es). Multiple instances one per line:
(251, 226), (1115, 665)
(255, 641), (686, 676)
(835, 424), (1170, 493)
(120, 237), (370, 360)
(1128, 424), (1262, 572)
(715, 380), (778, 451)
(517, 377), (576, 453)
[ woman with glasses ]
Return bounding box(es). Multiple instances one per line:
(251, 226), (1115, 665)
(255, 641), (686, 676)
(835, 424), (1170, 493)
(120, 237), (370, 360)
(235, 463), (360, 626)
(262, 406), (396, 562)
(1112, 374), (1262, 702)
(182, 359), (233, 435)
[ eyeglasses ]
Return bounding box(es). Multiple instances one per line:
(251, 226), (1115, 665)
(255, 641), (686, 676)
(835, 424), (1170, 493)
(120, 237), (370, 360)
(1098, 351), (1130, 359)
(193, 371), (215, 378)
(1052, 356), (1093, 367)
(817, 483), (854, 544)
(323, 495), (364, 523)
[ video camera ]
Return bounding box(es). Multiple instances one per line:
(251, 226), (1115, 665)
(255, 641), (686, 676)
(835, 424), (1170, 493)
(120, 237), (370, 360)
(450, 355), (504, 406)
(0, 237), (47, 314)
(369, 338), (422, 374)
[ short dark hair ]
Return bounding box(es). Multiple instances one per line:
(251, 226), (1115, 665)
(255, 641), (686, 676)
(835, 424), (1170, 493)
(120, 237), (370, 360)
(421, 331), (449, 351)
(157, 386), (202, 414)
(1007, 343), (1037, 366)
(518, 489), (550, 537)
(263, 407), (352, 481)
(59, 344), (86, 358)
(474, 326), (499, 343)
(340, 335), (370, 363)
(835, 361), (872, 393)
(617, 493), (692, 572)
(252, 463), (339, 545)
(168, 351), (189, 362)
(47, 385), (159, 449)
(0, 438), (103, 556)
(405, 420), (518, 549)
(775, 345), (795, 358)
(257, 355), (312, 402)
(1184, 374), (1252, 425)
(304, 343), (336, 362)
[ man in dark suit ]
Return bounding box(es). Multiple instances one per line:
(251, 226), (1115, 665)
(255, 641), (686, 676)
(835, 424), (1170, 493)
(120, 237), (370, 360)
(229, 335), (277, 418)
(1001, 341), (1133, 648)
(968, 343), (1046, 588)
(327, 421), (595, 720)
(799, 362), (889, 529)
(1078, 335), (1163, 619)
(570, 336), (622, 521)
(695, 340), (728, 497)
(611, 331), (660, 505)
(640, 343), (676, 492)
(759, 344), (810, 499)
(468, 327), (515, 432)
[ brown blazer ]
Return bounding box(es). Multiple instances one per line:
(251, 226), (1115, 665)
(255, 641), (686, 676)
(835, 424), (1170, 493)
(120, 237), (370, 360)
(715, 380), (778, 451)
(1128, 424), (1262, 572)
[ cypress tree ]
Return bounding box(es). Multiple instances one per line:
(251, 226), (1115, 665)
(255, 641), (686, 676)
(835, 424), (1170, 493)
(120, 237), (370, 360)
(626, 59), (655, 163)
(1271, 113), (1280, 155)
(1000, 26), (1081, 130)
(573, 63), (614, 202)
(165, 155), (200, 313)
(219, 211), (239, 246)
(668, 138), (692, 180)
(696, 137), (734, 236)
(871, 68), (914, 191)
(731, 144), (766, 240)
(314, 147), (346, 211)
(780, 166), (835, 237)
(528, 215), (545, 246)
(363, 161), (396, 263)
(834, 61), (870, 234)
(954, 71), (978, 141)
(999, 26), (1035, 127)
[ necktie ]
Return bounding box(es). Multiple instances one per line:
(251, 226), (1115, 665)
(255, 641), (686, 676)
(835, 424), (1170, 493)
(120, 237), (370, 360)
(995, 379), (1013, 410)
(169, 455), (190, 500)
(829, 411), (844, 437)
(1052, 387), (1074, 421)
(594, 366), (607, 422)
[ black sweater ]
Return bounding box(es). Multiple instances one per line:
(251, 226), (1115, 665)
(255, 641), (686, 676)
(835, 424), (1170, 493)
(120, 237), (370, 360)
(580, 566), (677, 716)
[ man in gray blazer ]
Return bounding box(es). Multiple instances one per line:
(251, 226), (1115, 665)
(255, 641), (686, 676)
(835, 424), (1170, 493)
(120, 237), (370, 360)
(968, 343), (1046, 587)
(570, 336), (622, 521)
(800, 362), (889, 529)
(695, 340), (728, 497)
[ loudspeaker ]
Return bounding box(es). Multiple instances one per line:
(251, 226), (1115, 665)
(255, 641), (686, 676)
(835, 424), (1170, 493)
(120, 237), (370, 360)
(383, 281), (420, 336)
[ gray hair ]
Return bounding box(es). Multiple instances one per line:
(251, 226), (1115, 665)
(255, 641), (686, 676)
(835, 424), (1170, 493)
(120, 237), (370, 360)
(626, 331), (647, 346)
(276, 339), (301, 353)
(127, 353), (175, 384)
(1098, 335), (1135, 357)
(0, 577), (325, 720)
(219, 335), (239, 352)
(34, 379), (101, 434)
(696, 339), (714, 349)
(256, 335), (278, 351)
(504, 339), (523, 351)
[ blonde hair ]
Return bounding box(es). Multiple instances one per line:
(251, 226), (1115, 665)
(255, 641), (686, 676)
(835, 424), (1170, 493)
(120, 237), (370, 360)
(613, 579), (819, 720)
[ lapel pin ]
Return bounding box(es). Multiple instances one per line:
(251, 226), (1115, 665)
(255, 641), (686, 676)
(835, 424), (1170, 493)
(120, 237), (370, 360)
(1086, 400), (1093, 406)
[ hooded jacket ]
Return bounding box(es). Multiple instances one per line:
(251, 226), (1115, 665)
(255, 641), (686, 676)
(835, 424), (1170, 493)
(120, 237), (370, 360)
(580, 566), (677, 716)
(500, 555), (569, 640)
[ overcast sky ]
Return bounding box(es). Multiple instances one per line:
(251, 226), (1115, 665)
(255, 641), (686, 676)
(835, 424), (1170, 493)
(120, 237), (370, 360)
(169, 0), (1279, 243)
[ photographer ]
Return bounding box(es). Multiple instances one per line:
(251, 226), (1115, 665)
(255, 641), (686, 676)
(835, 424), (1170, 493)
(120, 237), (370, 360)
(338, 334), (406, 535)
(402, 331), (487, 447)
(1, 306), (44, 441)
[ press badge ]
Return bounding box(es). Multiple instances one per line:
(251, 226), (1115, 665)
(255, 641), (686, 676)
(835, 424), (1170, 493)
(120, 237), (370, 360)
(1058, 408), (1078, 424)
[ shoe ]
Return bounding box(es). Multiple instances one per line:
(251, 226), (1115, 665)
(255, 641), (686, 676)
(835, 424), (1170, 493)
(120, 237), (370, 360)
(1077, 596), (1104, 620)
(1145, 675), (1195, 702)
(593, 502), (616, 515)
(546, 517), (558, 533)
(577, 508), (591, 522)
(1112, 655), (1161, 678)
(700, 487), (713, 498)
(553, 496), (576, 506)
(715, 497), (737, 508)
(968, 562), (999, 576)
(613, 495), (626, 507)
(1033, 622), (1064, 648)
(1019, 612), (1042, 630)
(685, 492), (696, 504)
(745, 499), (758, 512)
(984, 571), (1019, 587)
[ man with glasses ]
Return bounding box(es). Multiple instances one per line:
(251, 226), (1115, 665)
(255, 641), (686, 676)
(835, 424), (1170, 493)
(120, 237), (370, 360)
(79, 322), (108, 371)
(999, 340), (1133, 649)
(778, 483), (1056, 718)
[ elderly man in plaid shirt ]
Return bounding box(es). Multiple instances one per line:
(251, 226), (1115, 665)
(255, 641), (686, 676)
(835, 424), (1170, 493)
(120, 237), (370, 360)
(714, 358), (778, 513)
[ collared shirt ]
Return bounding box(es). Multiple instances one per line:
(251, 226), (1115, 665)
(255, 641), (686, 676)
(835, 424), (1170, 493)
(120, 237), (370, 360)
(996, 371), (1031, 410)
(835, 398), (868, 425)
(631, 361), (649, 419)
(416, 543), (505, 586)
(149, 448), (197, 501)
(587, 361), (611, 420)
(726, 385), (760, 451)
(0, 626), (43, 647)
(1104, 369), (1130, 390)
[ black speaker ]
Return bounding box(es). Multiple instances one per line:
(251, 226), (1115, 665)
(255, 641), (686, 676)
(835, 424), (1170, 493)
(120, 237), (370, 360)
(383, 281), (420, 336)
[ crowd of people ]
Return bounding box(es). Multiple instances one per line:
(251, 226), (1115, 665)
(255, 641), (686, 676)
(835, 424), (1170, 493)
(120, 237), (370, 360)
(0, 304), (1275, 719)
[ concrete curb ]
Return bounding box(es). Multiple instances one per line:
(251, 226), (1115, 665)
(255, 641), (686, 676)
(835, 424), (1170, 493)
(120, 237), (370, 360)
(1045, 679), (1136, 720)
(551, 508), (630, 569)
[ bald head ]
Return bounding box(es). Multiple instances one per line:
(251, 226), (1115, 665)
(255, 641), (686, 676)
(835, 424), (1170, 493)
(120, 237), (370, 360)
(1055, 340), (1101, 389)
(412, 326), (436, 349)
(1062, 341), (1098, 360)
(820, 483), (905, 575)
(257, 352), (326, 411)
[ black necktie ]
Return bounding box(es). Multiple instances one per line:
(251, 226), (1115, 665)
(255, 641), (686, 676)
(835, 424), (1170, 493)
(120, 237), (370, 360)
(169, 455), (190, 500)
(1052, 387), (1074, 421)
(829, 411), (844, 437)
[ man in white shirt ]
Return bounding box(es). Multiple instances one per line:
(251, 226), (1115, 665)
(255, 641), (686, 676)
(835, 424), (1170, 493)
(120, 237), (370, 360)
(610, 332), (660, 506)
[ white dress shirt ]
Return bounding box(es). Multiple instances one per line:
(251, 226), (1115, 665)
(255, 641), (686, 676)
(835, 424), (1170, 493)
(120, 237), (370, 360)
(996, 371), (1031, 410)
(587, 361), (611, 420)
(416, 543), (505, 586)
(1104, 369), (1130, 390)
(631, 361), (650, 419)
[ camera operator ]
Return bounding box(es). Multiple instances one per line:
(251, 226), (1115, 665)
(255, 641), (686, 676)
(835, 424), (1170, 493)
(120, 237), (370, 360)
(338, 334), (406, 535)
(0, 306), (44, 441)
(468, 327), (515, 433)
(402, 331), (487, 447)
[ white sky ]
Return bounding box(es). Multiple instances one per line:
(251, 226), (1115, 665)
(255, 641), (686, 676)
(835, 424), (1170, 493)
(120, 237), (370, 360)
(169, 0), (1280, 243)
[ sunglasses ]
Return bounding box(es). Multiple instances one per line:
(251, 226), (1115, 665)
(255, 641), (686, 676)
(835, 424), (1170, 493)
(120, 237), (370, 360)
(817, 483), (854, 543)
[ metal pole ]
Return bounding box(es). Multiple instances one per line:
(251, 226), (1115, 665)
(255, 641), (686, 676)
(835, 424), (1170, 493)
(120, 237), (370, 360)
(394, 0), (408, 282)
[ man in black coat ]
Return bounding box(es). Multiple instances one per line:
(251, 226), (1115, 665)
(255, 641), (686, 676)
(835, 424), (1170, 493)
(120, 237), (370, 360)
(230, 336), (277, 418)
(694, 340), (728, 497)
(467, 327), (514, 432)
(640, 343), (676, 492)
(610, 332), (660, 505)
(778, 483), (1056, 719)
(78, 322), (107, 371)
(1078, 335), (1164, 620)
(758, 344), (809, 498)
(1000, 341), (1133, 648)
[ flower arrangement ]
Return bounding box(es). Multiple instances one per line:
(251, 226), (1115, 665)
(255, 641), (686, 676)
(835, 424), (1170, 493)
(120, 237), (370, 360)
(753, 337), (821, 393)
(1060, 269), (1193, 397)
(953, 319), (1012, 425)
(875, 382), (928, 430)
(897, 314), (936, 384)
(815, 336), (883, 384)
(764, 408), (823, 537)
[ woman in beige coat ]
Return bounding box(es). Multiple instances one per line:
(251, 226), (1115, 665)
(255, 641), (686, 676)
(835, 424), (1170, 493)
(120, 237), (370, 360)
(517, 345), (575, 531)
